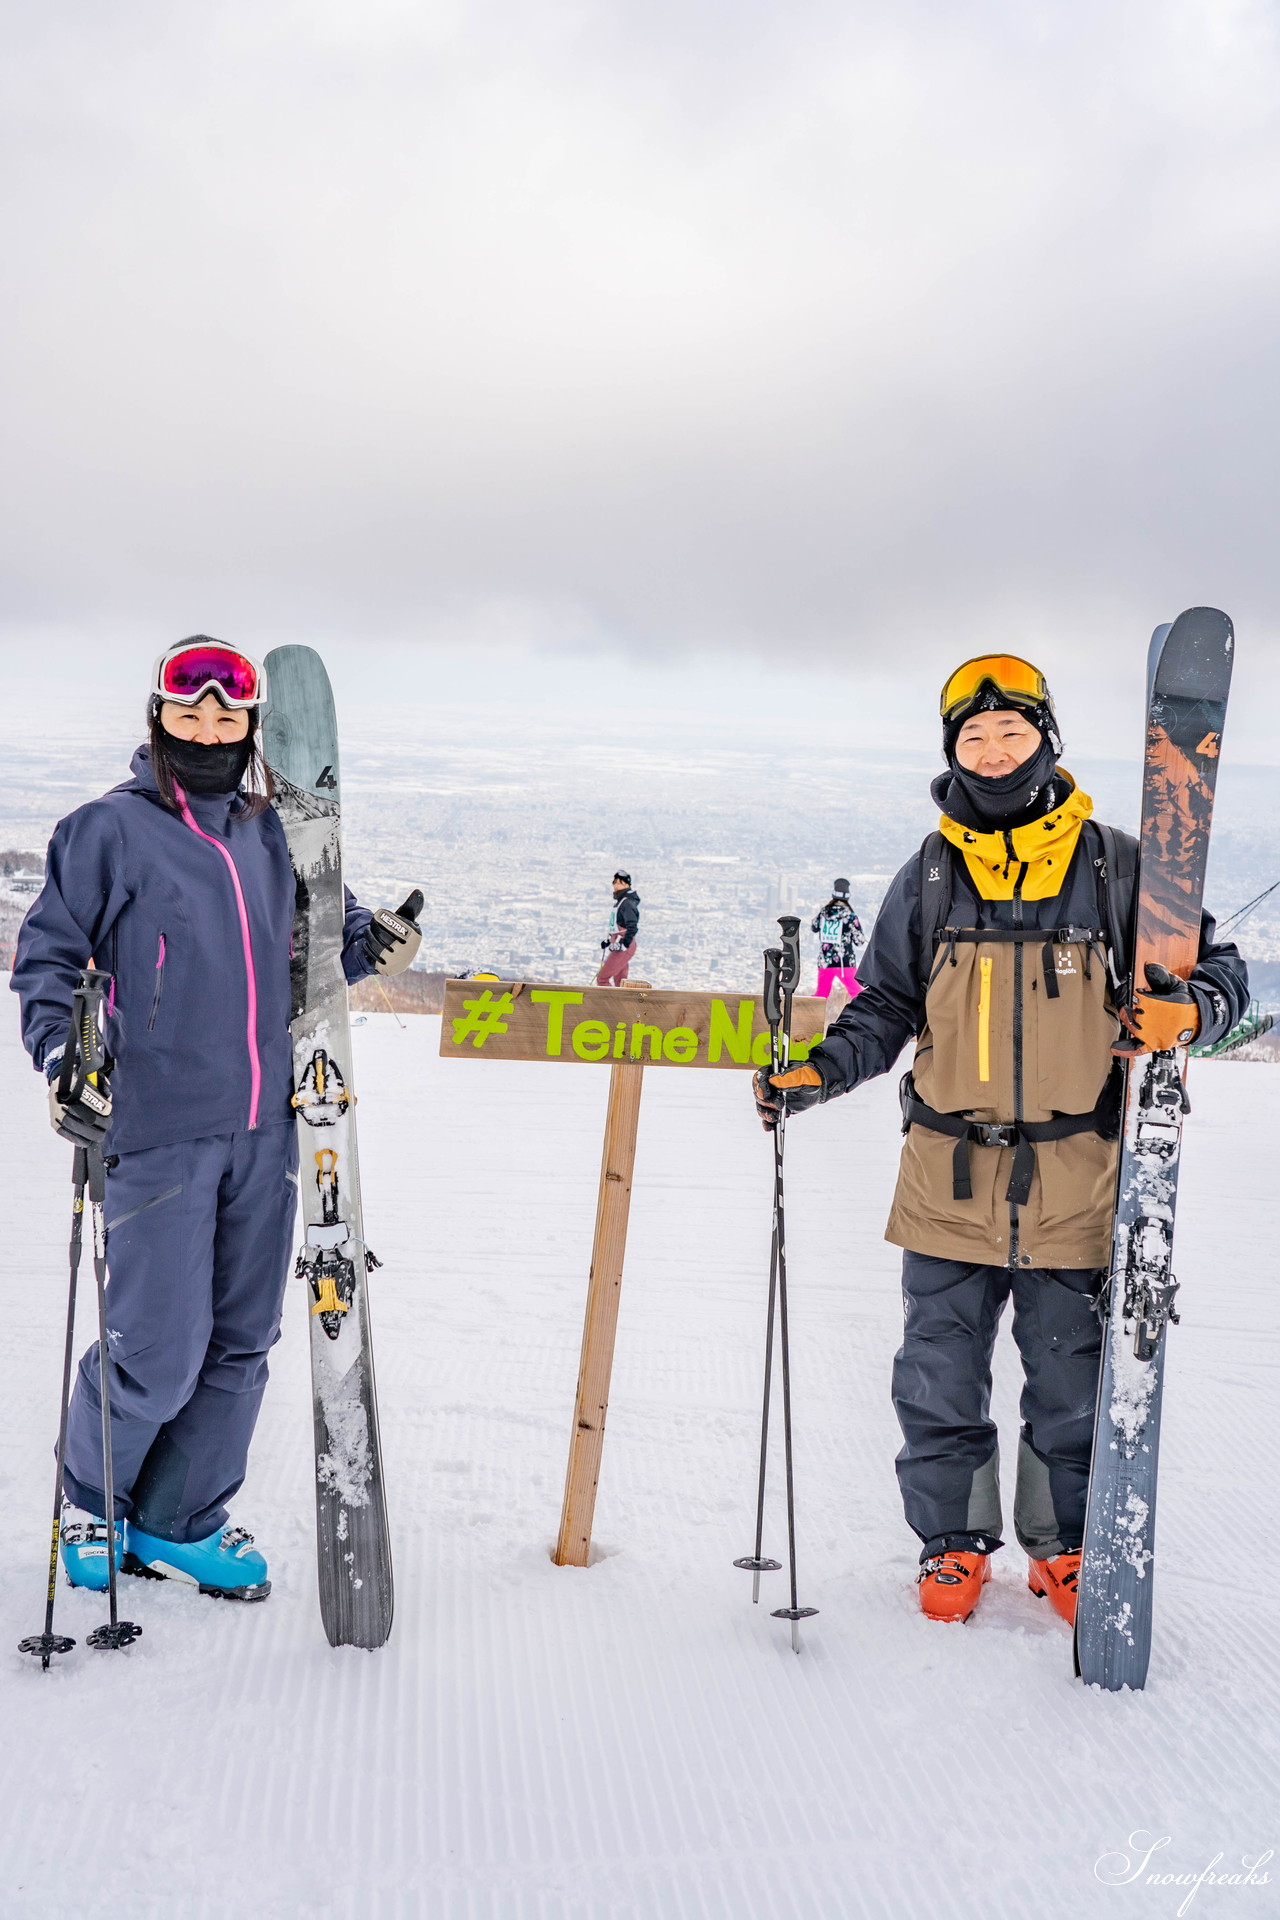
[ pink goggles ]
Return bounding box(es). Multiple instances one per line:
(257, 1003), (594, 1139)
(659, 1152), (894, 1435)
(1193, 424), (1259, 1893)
(152, 640), (265, 709)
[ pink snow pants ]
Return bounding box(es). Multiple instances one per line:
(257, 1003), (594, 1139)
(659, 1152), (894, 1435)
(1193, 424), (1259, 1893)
(817, 965), (861, 998)
(596, 944), (634, 986)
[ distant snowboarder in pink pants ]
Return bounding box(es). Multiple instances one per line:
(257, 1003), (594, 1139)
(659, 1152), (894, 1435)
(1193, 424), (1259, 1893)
(596, 870), (639, 985)
(812, 878), (864, 997)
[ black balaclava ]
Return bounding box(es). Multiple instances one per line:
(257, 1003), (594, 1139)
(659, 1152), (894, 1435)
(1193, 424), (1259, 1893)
(933, 736), (1065, 832)
(933, 682), (1068, 832)
(162, 731), (256, 796)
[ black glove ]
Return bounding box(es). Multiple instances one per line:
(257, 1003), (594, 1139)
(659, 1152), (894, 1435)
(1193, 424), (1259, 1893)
(752, 1063), (824, 1130)
(48, 1075), (112, 1147)
(362, 891), (424, 977)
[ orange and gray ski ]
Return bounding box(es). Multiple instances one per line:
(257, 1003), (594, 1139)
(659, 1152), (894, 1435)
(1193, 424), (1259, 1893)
(1074, 608), (1233, 1691)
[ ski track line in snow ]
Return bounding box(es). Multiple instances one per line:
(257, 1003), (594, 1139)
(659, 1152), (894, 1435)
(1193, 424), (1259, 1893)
(0, 999), (1277, 1918)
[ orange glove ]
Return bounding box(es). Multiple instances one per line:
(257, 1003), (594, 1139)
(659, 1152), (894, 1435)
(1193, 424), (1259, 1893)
(1116, 963), (1201, 1055)
(752, 1063), (822, 1129)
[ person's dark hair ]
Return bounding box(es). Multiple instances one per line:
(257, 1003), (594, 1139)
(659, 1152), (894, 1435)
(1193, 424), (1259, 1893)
(147, 698), (274, 818)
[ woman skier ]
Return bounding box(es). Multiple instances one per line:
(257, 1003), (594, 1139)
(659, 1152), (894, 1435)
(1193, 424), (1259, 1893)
(811, 878), (864, 998)
(12, 638), (422, 1601)
(754, 655), (1247, 1624)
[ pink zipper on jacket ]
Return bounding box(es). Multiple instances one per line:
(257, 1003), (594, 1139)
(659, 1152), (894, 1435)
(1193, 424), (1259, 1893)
(174, 782), (262, 1130)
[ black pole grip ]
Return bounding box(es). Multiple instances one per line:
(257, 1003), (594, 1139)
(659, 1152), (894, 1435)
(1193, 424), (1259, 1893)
(763, 948), (783, 1029)
(56, 969), (108, 1103)
(777, 917), (802, 994)
(778, 916), (802, 1051)
(396, 890), (425, 925)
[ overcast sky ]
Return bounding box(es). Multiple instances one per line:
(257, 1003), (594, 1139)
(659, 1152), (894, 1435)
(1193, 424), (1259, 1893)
(3, 0), (1278, 755)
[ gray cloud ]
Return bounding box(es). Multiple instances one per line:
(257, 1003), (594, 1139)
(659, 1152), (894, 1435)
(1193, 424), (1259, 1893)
(2, 0), (1278, 701)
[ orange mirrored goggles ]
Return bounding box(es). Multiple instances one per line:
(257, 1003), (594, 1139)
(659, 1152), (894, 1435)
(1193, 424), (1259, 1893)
(940, 654), (1050, 722)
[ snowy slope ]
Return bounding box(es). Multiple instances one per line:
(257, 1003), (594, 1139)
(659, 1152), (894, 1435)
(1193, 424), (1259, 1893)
(1, 1000), (1276, 1920)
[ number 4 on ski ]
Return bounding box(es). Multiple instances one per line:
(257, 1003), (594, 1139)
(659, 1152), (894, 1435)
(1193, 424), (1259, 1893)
(1074, 607), (1234, 1691)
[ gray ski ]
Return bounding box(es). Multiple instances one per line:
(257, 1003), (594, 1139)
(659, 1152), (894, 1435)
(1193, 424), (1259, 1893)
(263, 645), (393, 1650)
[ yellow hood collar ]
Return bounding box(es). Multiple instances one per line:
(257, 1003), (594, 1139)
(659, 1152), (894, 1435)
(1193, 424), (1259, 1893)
(938, 776), (1094, 901)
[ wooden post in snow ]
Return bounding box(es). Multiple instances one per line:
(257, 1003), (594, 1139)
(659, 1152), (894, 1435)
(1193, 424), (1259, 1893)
(554, 1059), (644, 1567)
(438, 976), (826, 1568)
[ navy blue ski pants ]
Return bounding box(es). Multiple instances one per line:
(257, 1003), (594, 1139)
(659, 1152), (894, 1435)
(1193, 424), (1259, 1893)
(892, 1252), (1104, 1562)
(62, 1124), (298, 1542)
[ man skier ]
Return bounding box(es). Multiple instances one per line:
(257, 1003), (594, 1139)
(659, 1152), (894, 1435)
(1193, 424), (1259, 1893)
(597, 871), (640, 985)
(753, 655), (1247, 1624)
(811, 878), (864, 998)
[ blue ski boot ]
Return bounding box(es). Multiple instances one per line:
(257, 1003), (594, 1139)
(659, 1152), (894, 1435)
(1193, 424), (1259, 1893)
(123, 1523), (271, 1601)
(60, 1504), (122, 1591)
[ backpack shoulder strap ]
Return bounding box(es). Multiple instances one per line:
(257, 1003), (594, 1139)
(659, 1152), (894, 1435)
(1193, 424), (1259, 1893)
(1087, 820), (1138, 987)
(917, 831), (954, 1001)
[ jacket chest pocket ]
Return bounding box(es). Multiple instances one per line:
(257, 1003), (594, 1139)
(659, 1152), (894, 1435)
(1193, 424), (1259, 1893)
(147, 933), (168, 1031)
(918, 944), (1014, 1114)
(1027, 942), (1119, 1115)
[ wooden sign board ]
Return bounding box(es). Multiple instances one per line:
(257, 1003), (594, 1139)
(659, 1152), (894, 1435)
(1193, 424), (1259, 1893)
(437, 975), (835, 1568)
(439, 980), (826, 1069)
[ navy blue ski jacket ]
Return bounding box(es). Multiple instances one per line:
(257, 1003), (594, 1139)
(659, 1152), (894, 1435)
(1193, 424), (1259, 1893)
(11, 747), (376, 1155)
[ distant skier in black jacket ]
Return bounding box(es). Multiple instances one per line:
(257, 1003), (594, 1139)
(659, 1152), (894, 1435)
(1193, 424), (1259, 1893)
(811, 878), (864, 998)
(597, 871), (640, 985)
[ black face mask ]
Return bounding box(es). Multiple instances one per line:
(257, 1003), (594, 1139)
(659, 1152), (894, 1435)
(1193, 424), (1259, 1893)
(161, 732), (256, 796)
(932, 735), (1064, 832)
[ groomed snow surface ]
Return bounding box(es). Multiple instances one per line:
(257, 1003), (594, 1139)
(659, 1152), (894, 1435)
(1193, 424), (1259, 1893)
(2, 1005), (1277, 1919)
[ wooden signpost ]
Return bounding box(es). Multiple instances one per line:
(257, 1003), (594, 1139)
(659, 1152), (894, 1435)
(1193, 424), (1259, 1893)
(440, 979), (826, 1566)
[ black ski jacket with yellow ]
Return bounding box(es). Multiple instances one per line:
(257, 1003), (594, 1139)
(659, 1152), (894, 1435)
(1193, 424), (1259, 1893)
(806, 778), (1247, 1269)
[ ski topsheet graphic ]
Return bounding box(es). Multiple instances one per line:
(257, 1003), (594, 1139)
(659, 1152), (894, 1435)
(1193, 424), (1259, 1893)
(263, 646), (393, 1650)
(1075, 608), (1233, 1691)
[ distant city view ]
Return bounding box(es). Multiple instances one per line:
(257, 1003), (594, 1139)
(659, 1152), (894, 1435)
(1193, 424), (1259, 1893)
(4, 700), (1279, 1000)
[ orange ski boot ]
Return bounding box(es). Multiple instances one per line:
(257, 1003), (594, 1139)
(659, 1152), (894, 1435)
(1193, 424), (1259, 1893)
(1028, 1550), (1081, 1626)
(917, 1550), (992, 1623)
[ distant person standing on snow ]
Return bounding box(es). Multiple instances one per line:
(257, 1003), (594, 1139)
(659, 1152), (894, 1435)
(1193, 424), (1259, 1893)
(11, 638), (421, 1604)
(597, 871), (640, 985)
(811, 879), (864, 998)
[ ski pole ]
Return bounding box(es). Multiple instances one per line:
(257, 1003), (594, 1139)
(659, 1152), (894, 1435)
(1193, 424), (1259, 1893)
(85, 1136), (139, 1651)
(18, 1137), (88, 1669)
(769, 917), (817, 1652)
(733, 946), (785, 1601)
(67, 971), (140, 1653)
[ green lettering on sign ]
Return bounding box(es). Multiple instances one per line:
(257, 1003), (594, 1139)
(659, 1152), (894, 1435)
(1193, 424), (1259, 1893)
(629, 1023), (663, 1062)
(662, 1027), (698, 1064)
(530, 989), (585, 1057)
(451, 988), (515, 1049)
(708, 997), (754, 1064)
(572, 1019), (611, 1061)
